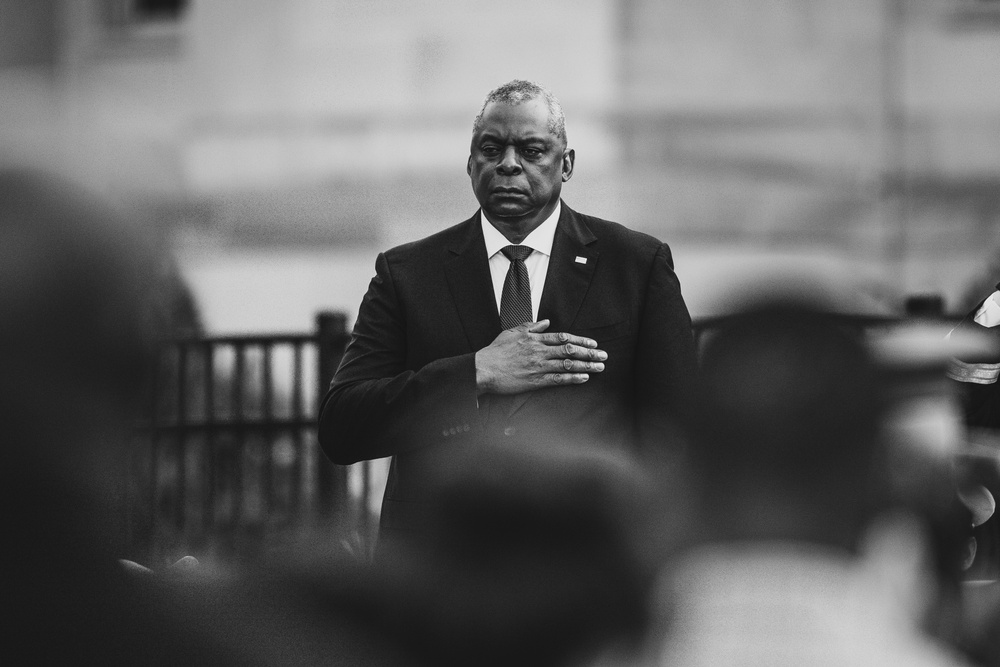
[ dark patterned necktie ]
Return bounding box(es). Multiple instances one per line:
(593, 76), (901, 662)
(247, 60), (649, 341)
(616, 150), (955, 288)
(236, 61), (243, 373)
(499, 245), (533, 329)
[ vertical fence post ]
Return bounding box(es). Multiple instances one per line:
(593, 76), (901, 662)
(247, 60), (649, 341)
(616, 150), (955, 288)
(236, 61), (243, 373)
(128, 353), (161, 564)
(315, 311), (350, 518)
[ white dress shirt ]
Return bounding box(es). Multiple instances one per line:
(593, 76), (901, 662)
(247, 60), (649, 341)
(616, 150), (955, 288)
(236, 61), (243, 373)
(481, 201), (561, 323)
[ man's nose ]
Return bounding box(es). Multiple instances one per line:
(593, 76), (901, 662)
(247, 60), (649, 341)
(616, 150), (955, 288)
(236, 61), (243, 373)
(496, 146), (522, 175)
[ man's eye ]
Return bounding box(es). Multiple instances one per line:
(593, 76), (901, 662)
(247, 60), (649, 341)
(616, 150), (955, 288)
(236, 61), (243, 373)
(481, 145), (500, 156)
(521, 148), (541, 158)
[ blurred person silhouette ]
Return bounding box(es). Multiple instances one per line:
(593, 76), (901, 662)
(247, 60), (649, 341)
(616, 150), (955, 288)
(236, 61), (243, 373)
(942, 284), (1000, 665)
(326, 441), (655, 667)
(646, 298), (975, 667)
(947, 283), (1000, 581)
(0, 169), (247, 664)
(319, 79), (697, 544)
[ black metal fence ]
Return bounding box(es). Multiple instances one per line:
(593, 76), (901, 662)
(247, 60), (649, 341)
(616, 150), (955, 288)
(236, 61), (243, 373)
(127, 312), (361, 565)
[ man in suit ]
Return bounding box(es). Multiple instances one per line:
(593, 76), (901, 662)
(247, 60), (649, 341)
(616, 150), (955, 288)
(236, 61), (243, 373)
(318, 80), (697, 538)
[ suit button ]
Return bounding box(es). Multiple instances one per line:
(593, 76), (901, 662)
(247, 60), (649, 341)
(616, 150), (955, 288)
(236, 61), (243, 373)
(503, 426), (516, 437)
(442, 429), (449, 437)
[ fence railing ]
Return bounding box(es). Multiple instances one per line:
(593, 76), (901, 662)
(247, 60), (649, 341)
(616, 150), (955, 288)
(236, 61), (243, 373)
(127, 312), (354, 565)
(130, 309), (943, 564)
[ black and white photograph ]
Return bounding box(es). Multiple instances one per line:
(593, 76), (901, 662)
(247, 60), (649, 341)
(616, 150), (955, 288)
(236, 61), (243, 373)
(4, 1), (1000, 664)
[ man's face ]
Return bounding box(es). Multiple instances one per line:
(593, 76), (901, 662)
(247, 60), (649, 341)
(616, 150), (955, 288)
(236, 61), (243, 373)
(467, 98), (573, 234)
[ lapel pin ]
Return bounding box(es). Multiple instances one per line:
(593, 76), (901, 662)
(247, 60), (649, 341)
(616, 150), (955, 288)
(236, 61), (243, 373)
(575, 256), (587, 264)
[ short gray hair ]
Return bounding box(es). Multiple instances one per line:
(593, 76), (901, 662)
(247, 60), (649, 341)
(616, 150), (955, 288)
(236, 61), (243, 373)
(472, 80), (567, 145)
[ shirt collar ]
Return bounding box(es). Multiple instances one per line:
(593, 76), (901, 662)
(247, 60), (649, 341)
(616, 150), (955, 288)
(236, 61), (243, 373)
(481, 200), (561, 259)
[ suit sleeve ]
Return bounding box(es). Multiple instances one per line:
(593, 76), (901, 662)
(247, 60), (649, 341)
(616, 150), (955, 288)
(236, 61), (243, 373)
(317, 252), (481, 464)
(633, 243), (699, 451)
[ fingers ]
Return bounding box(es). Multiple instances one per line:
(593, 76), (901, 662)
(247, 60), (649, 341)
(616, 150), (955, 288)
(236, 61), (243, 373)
(552, 357), (605, 373)
(534, 358), (605, 390)
(543, 372), (591, 385)
(518, 323), (607, 361)
(535, 330), (602, 352)
(540, 342), (608, 364)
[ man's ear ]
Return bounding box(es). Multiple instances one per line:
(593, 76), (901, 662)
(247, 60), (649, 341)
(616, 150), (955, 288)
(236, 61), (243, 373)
(562, 149), (575, 182)
(467, 155), (473, 176)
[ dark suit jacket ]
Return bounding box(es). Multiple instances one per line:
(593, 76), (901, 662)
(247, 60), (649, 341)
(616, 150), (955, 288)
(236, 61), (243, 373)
(318, 202), (697, 534)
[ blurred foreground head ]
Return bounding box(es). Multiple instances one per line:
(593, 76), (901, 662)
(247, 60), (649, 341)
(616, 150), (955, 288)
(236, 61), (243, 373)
(657, 299), (977, 667)
(0, 169), (171, 541)
(683, 298), (887, 550)
(0, 170), (159, 413)
(363, 444), (652, 667)
(0, 172), (239, 663)
(0, 171), (161, 435)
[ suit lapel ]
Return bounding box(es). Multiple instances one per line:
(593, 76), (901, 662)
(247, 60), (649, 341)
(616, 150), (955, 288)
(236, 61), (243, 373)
(444, 212), (501, 353)
(510, 203), (599, 416)
(538, 203), (599, 331)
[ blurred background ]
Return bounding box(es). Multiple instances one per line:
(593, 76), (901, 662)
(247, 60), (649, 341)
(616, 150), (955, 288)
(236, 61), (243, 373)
(6, 0), (1000, 332)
